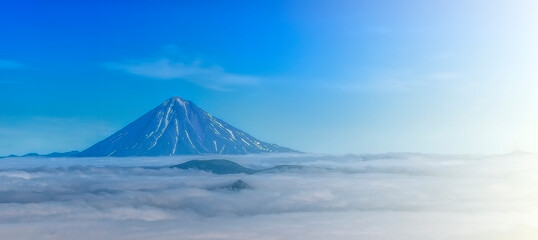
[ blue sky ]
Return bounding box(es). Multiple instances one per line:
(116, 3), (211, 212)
(1, 0), (537, 155)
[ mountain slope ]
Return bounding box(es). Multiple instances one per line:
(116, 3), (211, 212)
(78, 97), (296, 156)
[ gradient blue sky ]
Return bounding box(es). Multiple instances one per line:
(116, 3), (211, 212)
(1, 0), (537, 155)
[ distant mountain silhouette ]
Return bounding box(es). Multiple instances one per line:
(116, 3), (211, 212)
(1, 151), (80, 158)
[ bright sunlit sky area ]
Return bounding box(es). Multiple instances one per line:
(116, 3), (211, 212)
(1, 0), (537, 156)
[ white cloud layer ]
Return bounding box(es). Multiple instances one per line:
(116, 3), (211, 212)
(0, 153), (537, 239)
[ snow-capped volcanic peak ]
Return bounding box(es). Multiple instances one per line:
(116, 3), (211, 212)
(78, 97), (296, 157)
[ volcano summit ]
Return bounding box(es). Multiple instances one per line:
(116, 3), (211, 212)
(78, 97), (296, 157)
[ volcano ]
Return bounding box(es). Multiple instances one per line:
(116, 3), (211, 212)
(77, 97), (296, 156)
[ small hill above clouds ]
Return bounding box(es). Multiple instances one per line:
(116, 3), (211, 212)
(170, 159), (258, 174)
(168, 159), (326, 175)
(78, 97), (296, 157)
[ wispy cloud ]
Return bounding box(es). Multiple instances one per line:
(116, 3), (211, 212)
(334, 78), (410, 92)
(104, 48), (260, 91)
(426, 72), (463, 81)
(332, 71), (466, 93)
(0, 60), (23, 70)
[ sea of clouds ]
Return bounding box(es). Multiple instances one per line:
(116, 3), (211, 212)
(0, 153), (537, 240)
